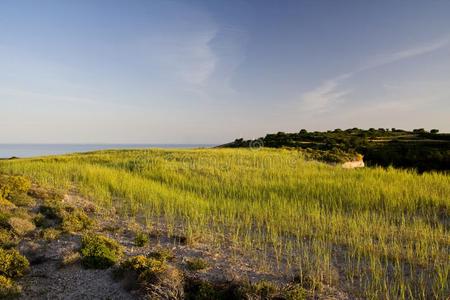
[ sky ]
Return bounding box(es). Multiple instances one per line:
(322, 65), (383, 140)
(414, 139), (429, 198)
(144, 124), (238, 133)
(1, 0), (450, 144)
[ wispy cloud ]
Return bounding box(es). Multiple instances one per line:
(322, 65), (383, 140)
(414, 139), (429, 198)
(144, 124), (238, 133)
(299, 36), (450, 112)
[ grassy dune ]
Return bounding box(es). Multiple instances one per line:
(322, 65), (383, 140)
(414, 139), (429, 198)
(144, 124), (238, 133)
(0, 148), (449, 299)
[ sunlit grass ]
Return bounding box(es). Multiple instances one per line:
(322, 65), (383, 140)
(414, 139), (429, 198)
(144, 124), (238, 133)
(0, 148), (448, 299)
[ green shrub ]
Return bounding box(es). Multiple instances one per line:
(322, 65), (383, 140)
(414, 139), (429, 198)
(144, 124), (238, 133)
(61, 209), (94, 233)
(39, 200), (94, 232)
(185, 279), (221, 300)
(80, 234), (123, 269)
(0, 175), (31, 201)
(9, 194), (35, 207)
(120, 255), (167, 276)
(253, 280), (278, 299)
(186, 258), (209, 271)
(0, 275), (21, 298)
(8, 217), (35, 236)
(0, 230), (16, 249)
(0, 212), (12, 229)
(148, 248), (175, 262)
(0, 249), (29, 278)
(40, 228), (61, 241)
(134, 232), (149, 247)
(283, 284), (307, 300)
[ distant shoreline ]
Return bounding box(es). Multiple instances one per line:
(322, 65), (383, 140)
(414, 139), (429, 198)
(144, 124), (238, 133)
(0, 144), (217, 159)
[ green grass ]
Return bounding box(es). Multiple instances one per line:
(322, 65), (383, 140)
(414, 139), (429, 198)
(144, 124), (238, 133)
(0, 148), (449, 299)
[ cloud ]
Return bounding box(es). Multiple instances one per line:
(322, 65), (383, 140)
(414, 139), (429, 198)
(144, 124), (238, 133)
(300, 74), (352, 112)
(299, 36), (450, 112)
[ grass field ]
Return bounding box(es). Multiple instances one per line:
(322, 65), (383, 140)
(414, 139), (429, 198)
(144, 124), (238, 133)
(0, 148), (448, 299)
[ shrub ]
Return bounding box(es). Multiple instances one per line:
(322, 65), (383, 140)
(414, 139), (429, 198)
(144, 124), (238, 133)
(80, 234), (123, 269)
(61, 209), (94, 233)
(8, 217), (35, 236)
(60, 252), (81, 267)
(134, 232), (149, 247)
(186, 258), (209, 271)
(0, 198), (15, 209)
(119, 255), (168, 279)
(40, 228), (61, 241)
(39, 200), (94, 232)
(0, 230), (16, 249)
(185, 278), (220, 300)
(148, 248), (175, 262)
(0, 275), (21, 298)
(0, 249), (30, 278)
(9, 194), (35, 207)
(283, 284), (307, 300)
(0, 212), (12, 229)
(0, 175), (31, 201)
(253, 280), (278, 299)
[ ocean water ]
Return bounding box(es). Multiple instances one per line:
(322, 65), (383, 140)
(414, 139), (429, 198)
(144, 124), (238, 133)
(0, 144), (216, 158)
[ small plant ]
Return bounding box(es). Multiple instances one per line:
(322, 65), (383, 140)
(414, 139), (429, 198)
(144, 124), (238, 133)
(40, 228), (61, 241)
(283, 284), (308, 300)
(0, 249), (30, 278)
(148, 248), (175, 262)
(185, 278), (220, 300)
(186, 258), (209, 271)
(0, 275), (21, 298)
(80, 234), (123, 269)
(134, 232), (149, 247)
(7, 217), (35, 236)
(253, 280), (278, 299)
(60, 251), (81, 267)
(61, 209), (94, 233)
(0, 229), (16, 249)
(120, 255), (167, 276)
(0, 175), (31, 201)
(9, 193), (35, 207)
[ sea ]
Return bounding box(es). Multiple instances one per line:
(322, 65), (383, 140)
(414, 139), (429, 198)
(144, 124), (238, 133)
(0, 144), (216, 159)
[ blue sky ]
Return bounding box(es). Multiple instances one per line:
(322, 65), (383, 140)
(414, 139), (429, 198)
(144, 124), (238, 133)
(1, 0), (449, 143)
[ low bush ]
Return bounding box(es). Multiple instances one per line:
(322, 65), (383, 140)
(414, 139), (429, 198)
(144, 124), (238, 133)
(252, 280), (278, 299)
(9, 194), (36, 207)
(39, 200), (94, 233)
(148, 248), (175, 262)
(0, 230), (16, 249)
(186, 258), (209, 271)
(0, 175), (31, 201)
(61, 209), (93, 233)
(134, 232), (149, 247)
(282, 284), (308, 300)
(40, 228), (61, 241)
(60, 252), (81, 267)
(80, 234), (123, 269)
(8, 217), (35, 236)
(0, 249), (30, 278)
(0, 275), (21, 298)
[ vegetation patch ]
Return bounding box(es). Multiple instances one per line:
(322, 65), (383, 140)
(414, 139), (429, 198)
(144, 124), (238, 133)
(0, 248), (30, 278)
(40, 228), (61, 241)
(186, 258), (209, 271)
(60, 251), (81, 267)
(148, 247), (175, 262)
(8, 217), (35, 236)
(0, 229), (16, 249)
(134, 231), (149, 247)
(80, 234), (123, 269)
(0, 275), (21, 299)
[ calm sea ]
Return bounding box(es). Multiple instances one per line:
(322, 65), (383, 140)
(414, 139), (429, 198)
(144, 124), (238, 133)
(0, 144), (216, 159)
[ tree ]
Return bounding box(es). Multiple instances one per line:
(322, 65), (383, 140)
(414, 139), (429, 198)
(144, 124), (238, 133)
(430, 129), (439, 134)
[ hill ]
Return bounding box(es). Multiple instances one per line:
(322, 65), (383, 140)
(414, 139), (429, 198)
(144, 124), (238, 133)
(223, 128), (450, 172)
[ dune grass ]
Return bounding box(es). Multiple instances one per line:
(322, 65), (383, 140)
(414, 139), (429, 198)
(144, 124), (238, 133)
(0, 148), (448, 299)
